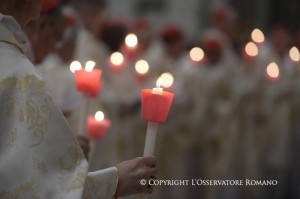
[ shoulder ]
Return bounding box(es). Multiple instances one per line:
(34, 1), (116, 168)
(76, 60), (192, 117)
(0, 43), (43, 81)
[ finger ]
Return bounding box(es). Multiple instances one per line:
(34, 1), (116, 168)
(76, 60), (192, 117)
(143, 156), (157, 167)
(136, 167), (158, 178)
(148, 168), (158, 176)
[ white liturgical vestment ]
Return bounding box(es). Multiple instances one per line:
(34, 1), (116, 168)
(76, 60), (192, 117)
(0, 14), (118, 199)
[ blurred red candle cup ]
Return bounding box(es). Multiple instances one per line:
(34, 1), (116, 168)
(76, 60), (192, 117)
(71, 60), (102, 97)
(87, 111), (111, 140)
(141, 87), (174, 123)
(141, 78), (174, 156)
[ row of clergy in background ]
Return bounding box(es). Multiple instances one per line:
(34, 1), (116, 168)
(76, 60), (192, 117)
(26, 0), (300, 199)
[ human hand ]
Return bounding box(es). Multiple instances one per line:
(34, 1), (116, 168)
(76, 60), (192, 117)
(75, 135), (90, 159)
(116, 156), (158, 197)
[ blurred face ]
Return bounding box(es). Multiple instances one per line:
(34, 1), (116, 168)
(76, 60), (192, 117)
(26, 12), (65, 64)
(13, 0), (44, 27)
(202, 41), (223, 65)
(79, 8), (105, 37)
(271, 31), (290, 56)
(29, 0), (44, 21)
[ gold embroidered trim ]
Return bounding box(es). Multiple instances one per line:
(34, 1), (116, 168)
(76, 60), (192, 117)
(0, 75), (51, 147)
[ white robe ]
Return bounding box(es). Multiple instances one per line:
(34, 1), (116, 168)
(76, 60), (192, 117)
(0, 14), (118, 199)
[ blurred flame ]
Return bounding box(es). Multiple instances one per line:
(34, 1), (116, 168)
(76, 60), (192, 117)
(95, 111), (104, 121)
(135, 60), (149, 75)
(125, 33), (138, 48)
(289, 46), (300, 62)
(245, 42), (258, 57)
(156, 77), (163, 88)
(70, 61), (82, 73)
(266, 62), (280, 79)
(251, 28), (265, 43)
(85, 61), (96, 72)
(110, 52), (124, 65)
(160, 72), (174, 88)
(190, 47), (204, 62)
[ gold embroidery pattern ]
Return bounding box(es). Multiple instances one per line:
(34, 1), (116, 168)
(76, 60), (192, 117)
(8, 128), (17, 148)
(58, 141), (83, 171)
(4, 99), (19, 116)
(0, 181), (38, 199)
(66, 170), (85, 192)
(58, 140), (86, 192)
(32, 158), (48, 173)
(0, 75), (45, 95)
(0, 75), (52, 147)
(58, 168), (86, 193)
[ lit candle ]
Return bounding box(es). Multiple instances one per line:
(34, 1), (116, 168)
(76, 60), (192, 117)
(189, 47), (205, 64)
(266, 62), (280, 81)
(87, 111), (111, 140)
(125, 33), (138, 48)
(108, 52), (126, 72)
(243, 41), (259, 62)
(70, 60), (102, 136)
(87, 111), (111, 164)
(121, 33), (139, 60)
(141, 78), (174, 156)
(159, 72), (174, 90)
(152, 78), (163, 94)
(72, 60), (102, 97)
(135, 59), (149, 83)
(289, 46), (300, 63)
(251, 28), (265, 44)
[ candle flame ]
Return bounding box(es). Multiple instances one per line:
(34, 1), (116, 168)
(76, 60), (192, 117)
(125, 33), (138, 48)
(70, 61), (82, 73)
(289, 46), (300, 62)
(245, 42), (259, 57)
(135, 60), (149, 75)
(85, 61), (96, 72)
(190, 47), (204, 62)
(156, 78), (163, 88)
(110, 52), (124, 65)
(266, 62), (280, 79)
(160, 72), (174, 88)
(251, 28), (265, 43)
(95, 111), (104, 122)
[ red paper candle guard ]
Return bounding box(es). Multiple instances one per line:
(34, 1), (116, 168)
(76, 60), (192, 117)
(87, 111), (111, 141)
(75, 69), (102, 97)
(141, 89), (174, 123)
(87, 117), (111, 140)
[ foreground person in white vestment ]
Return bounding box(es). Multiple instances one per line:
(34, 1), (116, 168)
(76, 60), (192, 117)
(0, 0), (157, 198)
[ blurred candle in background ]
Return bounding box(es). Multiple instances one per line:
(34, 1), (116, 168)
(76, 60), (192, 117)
(108, 51), (126, 72)
(135, 59), (149, 83)
(87, 111), (111, 140)
(266, 62), (280, 81)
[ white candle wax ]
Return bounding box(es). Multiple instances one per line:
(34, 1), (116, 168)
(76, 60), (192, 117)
(143, 121), (158, 156)
(78, 94), (89, 136)
(152, 88), (163, 95)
